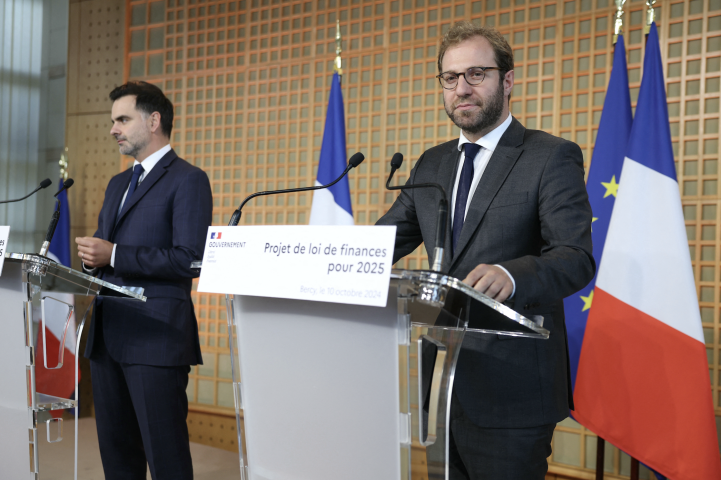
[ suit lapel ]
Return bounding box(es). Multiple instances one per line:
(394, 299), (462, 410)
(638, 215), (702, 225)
(103, 170), (132, 239)
(450, 119), (525, 267)
(113, 149), (177, 230)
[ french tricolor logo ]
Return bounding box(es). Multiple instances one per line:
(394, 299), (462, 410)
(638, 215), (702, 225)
(211, 232), (222, 239)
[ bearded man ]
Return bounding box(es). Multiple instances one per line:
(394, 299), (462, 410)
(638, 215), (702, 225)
(76, 81), (212, 480)
(377, 22), (595, 479)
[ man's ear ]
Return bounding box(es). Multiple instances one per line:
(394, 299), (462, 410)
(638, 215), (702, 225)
(148, 111), (162, 134)
(503, 70), (514, 96)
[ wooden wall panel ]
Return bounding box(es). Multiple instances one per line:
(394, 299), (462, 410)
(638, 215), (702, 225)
(67, 0), (126, 273)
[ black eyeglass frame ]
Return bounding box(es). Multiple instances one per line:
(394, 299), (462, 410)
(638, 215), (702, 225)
(436, 66), (504, 90)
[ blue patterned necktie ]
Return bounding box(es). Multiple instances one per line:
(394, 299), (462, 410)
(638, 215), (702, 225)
(452, 142), (481, 254)
(118, 163), (144, 220)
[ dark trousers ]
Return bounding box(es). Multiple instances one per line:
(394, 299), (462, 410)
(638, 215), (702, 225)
(90, 337), (193, 480)
(448, 393), (555, 480)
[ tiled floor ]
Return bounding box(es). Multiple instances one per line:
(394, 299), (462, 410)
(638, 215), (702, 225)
(37, 417), (240, 479)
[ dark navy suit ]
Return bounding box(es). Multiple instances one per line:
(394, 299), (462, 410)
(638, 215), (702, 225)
(85, 149), (212, 479)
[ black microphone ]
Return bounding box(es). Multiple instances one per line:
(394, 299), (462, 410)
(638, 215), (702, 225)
(0, 178), (52, 204)
(54, 178), (74, 198)
(227, 152), (365, 227)
(385, 153), (448, 272)
(39, 178), (74, 257)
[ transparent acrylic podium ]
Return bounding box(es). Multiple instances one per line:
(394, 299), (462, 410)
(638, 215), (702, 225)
(197, 264), (548, 480)
(0, 253), (146, 480)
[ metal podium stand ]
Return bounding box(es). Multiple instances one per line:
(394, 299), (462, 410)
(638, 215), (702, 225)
(0, 253), (146, 480)
(196, 264), (548, 480)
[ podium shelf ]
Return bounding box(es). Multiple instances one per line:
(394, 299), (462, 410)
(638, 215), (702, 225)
(393, 269), (549, 339)
(4, 252), (146, 301)
(36, 393), (77, 412)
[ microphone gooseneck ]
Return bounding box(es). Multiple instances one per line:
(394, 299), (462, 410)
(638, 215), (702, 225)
(0, 178), (53, 204)
(227, 152), (365, 227)
(39, 178), (75, 257)
(385, 153), (448, 273)
(54, 178), (74, 197)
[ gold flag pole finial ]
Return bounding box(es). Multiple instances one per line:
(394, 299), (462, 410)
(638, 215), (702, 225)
(644, 0), (657, 35)
(334, 20), (343, 76)
(613, 0), (626, 45)
(59, 147), (69, 181)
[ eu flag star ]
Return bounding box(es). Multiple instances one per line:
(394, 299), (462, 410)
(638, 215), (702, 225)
(591, 217), (598, 232)
(580, 290), (594, 312)
(601, 176), (619, 198)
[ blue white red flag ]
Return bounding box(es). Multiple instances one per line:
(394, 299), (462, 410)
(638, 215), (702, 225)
(36, 181), (78, 415)
(309, 72), (354, 225)
(573, 24), (721, 479)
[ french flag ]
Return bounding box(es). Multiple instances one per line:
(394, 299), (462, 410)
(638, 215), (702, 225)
(309, 72), (354, 225)
(573, 24), (721, 478)
(35, 180), (78, 418)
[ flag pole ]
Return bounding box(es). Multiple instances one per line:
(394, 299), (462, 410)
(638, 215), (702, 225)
(625, 4), (653, 479)
(59, 147), (69, 182)
(644, 0), (656, 37)
(334, 20), (343, 84)
(595, 437), (605, 479)
(612, 0), (626, 45)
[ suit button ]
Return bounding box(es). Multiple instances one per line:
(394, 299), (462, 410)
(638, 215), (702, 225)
(523, 304), (529, 310)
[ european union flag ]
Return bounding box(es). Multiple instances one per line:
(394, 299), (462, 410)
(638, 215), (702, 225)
(565, 35), (633, 393)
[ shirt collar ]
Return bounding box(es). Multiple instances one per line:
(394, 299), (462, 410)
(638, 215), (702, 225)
(133, 144), (172, 175)
(457, 113), (513, 153)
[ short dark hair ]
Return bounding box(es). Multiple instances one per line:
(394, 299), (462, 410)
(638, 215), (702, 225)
(437, 22), (514, 79)
(109, 81), (174, 137)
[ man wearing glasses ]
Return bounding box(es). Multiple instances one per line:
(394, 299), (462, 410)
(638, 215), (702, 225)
(377, 22), (594, 479)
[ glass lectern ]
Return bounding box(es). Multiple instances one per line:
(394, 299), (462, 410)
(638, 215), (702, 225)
(0, 253), (146, 480)
(198, 265), (548, 480)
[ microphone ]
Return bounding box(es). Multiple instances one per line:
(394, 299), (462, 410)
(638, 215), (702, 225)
(54, 178), (74, 197)
(0, 178), (52, 204)
(39, 178), (75, 257)
(385, 153), (448, 272)
(227, 152), (365, 226)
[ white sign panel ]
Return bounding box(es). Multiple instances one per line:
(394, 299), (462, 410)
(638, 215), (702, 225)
(0, 226), (8, 276)
(198, 225), (396, 307)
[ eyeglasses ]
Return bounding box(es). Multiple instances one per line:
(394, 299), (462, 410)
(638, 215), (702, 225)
(436, 66), (503, 90)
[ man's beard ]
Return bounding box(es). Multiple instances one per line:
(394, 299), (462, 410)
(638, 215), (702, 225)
(117, 131), (149, 158)
(118, 139), (140, 157)
(445, 80), (505, 136)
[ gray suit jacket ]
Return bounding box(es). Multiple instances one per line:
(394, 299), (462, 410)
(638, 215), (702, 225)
(377, 118), (595, 428)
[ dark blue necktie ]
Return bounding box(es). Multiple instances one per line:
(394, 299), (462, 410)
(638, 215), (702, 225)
(118, 163), (144, 220)
(452, 143), (481, 254)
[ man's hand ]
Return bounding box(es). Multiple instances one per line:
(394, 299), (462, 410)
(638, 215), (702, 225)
(463, 264), (514, 302)
(76, 237), (114, 269)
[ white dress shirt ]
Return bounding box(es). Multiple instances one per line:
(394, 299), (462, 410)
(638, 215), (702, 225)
(83, 144), (171, 272)
(451, 114), (517, 297)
